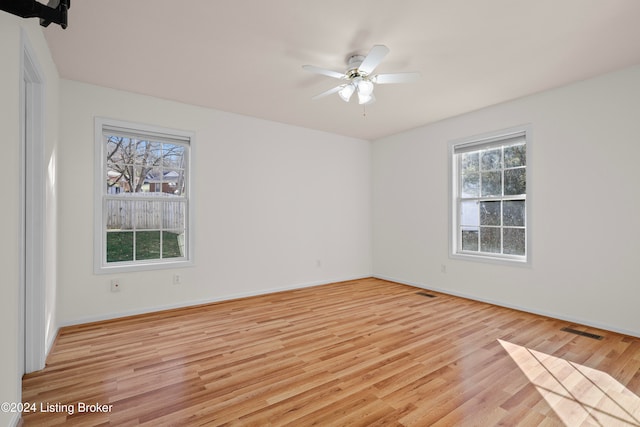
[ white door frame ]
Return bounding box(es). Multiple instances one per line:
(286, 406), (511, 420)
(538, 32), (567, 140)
(20, 29), (47, 376)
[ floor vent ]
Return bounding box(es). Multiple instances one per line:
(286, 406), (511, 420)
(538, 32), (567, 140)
(561, 327), (603, 340)
(416, 292), (436, 298)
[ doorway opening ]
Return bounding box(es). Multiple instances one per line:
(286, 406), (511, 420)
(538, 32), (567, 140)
(20, 31), (47, 376)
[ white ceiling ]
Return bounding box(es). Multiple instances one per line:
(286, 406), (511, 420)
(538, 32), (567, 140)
(43, 0), (640, 140)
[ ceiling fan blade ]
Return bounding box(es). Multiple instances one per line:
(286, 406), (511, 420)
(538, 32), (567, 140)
(374, 72), (421, 84)
(358, 45), (390, 75)
(311, 85), (344, 100)
(303, 65), (346, 80)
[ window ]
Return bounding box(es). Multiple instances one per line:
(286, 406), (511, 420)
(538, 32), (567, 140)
(450, 127), (529, 264)
(95, 118), (193, 272)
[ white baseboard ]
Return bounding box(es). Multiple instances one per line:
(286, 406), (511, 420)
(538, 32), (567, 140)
(58, 275), (371, 328)
(374, 274), (640, 339)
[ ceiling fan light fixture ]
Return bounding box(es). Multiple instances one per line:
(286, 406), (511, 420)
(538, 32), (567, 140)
(357, 92), (373, 105)
(356, 79), (374, 97)
(339, 84), (355, 102)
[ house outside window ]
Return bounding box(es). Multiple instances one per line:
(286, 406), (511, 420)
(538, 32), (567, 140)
(450, 126), (530, 264)
(95, 118), (193, 273)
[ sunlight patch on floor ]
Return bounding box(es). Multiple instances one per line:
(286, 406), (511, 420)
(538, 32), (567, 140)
(498, 339), (640, 426)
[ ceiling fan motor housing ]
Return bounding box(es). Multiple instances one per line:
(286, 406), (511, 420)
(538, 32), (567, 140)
(346, 55), (367, 77)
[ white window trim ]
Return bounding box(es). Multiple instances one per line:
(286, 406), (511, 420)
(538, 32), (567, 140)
(448, 124), (532, 266)
(94, 117), (195, 274)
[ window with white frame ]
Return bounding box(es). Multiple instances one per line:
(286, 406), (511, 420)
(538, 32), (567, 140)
(95, 118), (192, 272)
(450, 127), (529, 263)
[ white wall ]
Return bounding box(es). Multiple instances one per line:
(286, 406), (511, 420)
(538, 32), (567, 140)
(373, 65), (640, 337)
(57, 80), (372, 325)
(0, 14), (59, 427)
(0, 15), (22, 427)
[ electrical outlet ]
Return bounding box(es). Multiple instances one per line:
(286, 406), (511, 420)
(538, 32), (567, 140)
(173, 274), (181, 285)
(440, 264), (447, 274)
(111, 278), (121, 292)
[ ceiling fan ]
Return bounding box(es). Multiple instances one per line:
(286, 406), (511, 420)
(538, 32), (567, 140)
(303, 45), (419, 105)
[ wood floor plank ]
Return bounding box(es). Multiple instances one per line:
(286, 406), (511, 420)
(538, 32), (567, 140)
(21, 278), (640, 426)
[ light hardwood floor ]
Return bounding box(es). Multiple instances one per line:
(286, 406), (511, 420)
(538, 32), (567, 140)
(22, 278), (640, 426)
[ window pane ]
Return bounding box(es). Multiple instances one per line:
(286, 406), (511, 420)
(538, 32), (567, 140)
(106, 231), (134, 262)
(503, 200), (525, 226)
(162, 231), (183, 259)
(144, 142), (163, 166)
(480, 201), (501, 226)
(504, 228), (525, 255)
(163, 200), (185, 230)
(135, 230), (162, 260)
(106, 167), (126, 194)
(461, 172), (479, 198)
(462, 152), (479, 174)
(106, 164), (135, 194)
(162, 169), (185, 196)
(131, 166), (147, 193)
(462, 228), (479, 251)
(106, 199), (132, 230)
(504, 168), (526, 195)
(481, 148), (502, 171)
(107, 136), (135, 167)
(106, 137), (121, 163)
(480, 227), (501, 253)
(163, 144), (185, 167)
(481, 171), (502, 196)
(134, 200), (161, 229)
(505, 144), (526, 168)
(460, 201), (479, 226)
(145, 167), (160, 193)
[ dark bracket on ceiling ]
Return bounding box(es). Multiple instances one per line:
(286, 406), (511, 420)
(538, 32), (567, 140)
(0, 0), (70, 29)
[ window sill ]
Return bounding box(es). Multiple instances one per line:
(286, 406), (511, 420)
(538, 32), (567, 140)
(450, 252), (530, 267)
(94, 258), (193, 275)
